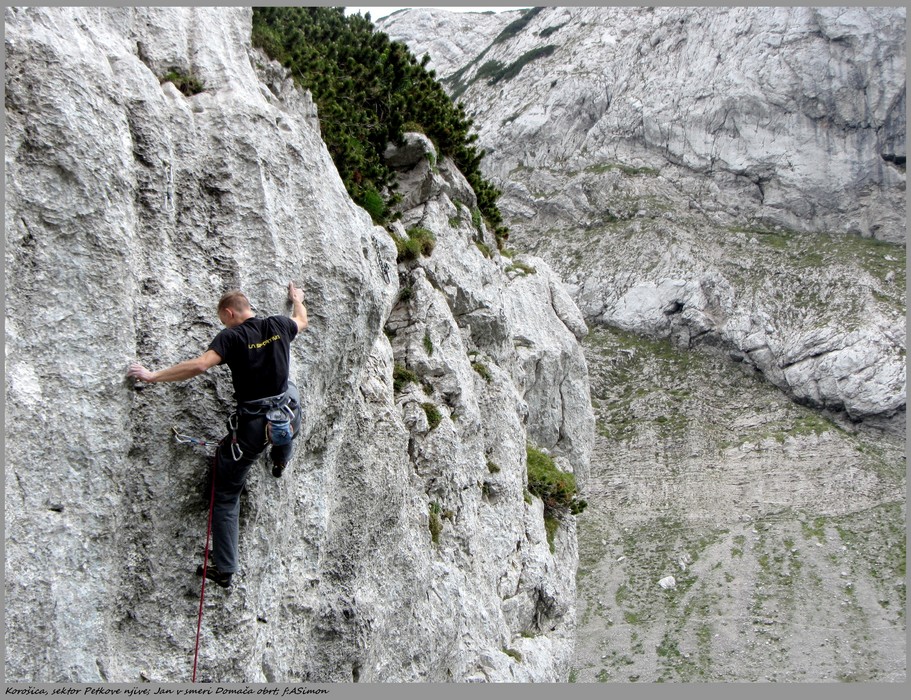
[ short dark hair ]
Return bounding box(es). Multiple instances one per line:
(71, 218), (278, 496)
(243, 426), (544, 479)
(217, 290), (251, 313)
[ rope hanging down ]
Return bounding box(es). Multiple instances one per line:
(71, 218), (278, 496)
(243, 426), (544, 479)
(192, 454), (217, 683)
(172, 427), (218, 682)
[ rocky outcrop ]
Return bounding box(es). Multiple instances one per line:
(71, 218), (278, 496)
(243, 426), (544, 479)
(380, 6), (906, 422)
(381, 6), (907, 683)
(4, 7), (592, 683)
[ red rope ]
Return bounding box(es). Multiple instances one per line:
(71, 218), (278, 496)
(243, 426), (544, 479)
(192, 455), (217, 683)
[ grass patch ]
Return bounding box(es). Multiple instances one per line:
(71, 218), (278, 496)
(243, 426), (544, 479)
(544, 515), (559, 553)
(395, 226), (436, 262)
(526, 445), (586, 515)
(393, 363), (418, 393)
(357, 187), (387, 224)
(587, 162), (659, 177)
(423, 331), (433, 356)
(503, 648), (523, 662)
(429, 501), (442, 544)
(472, 361), (492, 382)
(506, 261), (537, 276)
(422, 402), (442, 430)
(160, 69), (205, 97)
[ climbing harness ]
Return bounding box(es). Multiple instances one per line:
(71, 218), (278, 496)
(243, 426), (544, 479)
(237, 392), (296, 448)
(178, 389), (299, 679)
(192, 453), (217, 683)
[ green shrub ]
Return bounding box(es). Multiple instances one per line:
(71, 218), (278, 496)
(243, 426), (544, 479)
(539, 23), (567, 38)
(251, 6), (508, 240)
(422, 402), (442, 430)
(423, 331), (433, 356)
(526, 445), (587, 515)
(494, 7), (545, 43)
(393, 363), (418, 392)
(395, 226), (436, 262)
(357, 188), (387, 223)
(484, 45), (557, 86)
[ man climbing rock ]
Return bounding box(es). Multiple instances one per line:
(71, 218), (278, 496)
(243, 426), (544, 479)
(127, 282), (308, 588)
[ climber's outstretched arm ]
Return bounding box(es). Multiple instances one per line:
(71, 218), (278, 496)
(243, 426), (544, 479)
(128, 350), (222, 384)
(288, 281), (308, 333)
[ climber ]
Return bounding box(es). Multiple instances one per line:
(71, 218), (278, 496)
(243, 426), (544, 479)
(127, 282), (308, 589)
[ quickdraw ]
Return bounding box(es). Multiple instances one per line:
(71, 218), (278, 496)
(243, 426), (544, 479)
(172, 426), (216, 449)
(227, 413), (244, 462)
(172, 417), (243, 462)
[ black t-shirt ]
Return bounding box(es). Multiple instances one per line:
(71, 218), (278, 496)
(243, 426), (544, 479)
(207, 316), (298, 402)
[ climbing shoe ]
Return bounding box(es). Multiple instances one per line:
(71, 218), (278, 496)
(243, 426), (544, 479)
(272, 462), (286, 478)
(196, 564), (232, 588)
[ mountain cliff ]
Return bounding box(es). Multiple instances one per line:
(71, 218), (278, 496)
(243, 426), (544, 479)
(381, 6), (906, 422)
(4, 7), (592, 682)
(380, 6), (907, 682)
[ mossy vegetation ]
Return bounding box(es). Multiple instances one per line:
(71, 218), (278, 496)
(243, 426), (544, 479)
(160, 69), (204, 97)
(506, 261), (536, 276)
(472, 361), (492, 382)
(429, 501), (442, 544)
(544, 515), (560, 552)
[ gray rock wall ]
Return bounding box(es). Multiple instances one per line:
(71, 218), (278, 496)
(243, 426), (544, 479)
(383, 6), (906, 242)
(4, 7), (593, 682)
(381, 6), (907, 683)
(380, 6), (906, 422)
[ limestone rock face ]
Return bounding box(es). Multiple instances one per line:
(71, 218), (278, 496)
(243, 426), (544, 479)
(4, 7), (593, 683)
(382, 7), (907, 683)
(380, 6), (906, 421)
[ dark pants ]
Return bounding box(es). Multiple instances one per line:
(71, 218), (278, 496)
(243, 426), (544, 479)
(211, 382), (301, 574)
